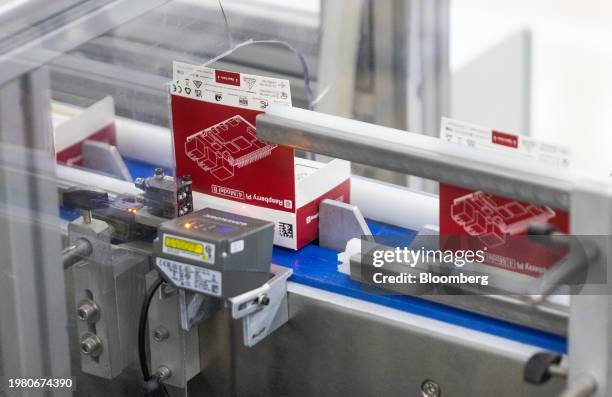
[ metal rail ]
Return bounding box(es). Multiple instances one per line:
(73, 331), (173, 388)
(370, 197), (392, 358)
(0, 0), (169, 85)
(257, 106), (573, 210)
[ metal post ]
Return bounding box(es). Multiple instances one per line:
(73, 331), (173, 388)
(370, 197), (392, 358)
(567, 183), (612, 396)
(370, 0), (449, 190)
(0, 69), (71, 395)
(345, 0), (449, 188)
(371, 0), (409, 131)
(371, 0), (450, 132)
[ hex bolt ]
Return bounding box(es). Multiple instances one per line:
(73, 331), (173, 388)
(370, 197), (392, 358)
(152, 326), (170, 342)
(421, 379), (441, 397)
(77, 299), (100, 323)
(80, 333), (103, 357)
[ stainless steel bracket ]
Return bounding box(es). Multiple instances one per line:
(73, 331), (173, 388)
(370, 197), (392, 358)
(146, 271), (200, 389)
(319, 199), (371, 251)
(81, 139), (132, 182)
(229, 265), (293, 347)
(70, 218), (148, 379)
(148, 265), (291, 388)
(179, 289), (221, 331)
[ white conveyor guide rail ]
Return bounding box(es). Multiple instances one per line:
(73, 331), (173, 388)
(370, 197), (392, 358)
(56, 163), (438, 234)
(80, 112), (439, 231)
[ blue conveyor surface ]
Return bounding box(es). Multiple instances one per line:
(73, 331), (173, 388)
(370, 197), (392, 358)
(61, 157), (567, 353)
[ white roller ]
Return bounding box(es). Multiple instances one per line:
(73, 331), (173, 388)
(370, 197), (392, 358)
(57, 165), (141, 195)
(114, 117), (174, 168)
(351, 175), (438, 231)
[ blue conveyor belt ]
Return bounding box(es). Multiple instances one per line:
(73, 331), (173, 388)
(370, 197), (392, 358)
(61, 158), (567, 353)
(272, 225), (566, 353)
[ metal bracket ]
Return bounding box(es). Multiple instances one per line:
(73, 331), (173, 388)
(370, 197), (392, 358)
(179, 289), (221, 331)
(319, 199), (371, 251)
(229, 265), (293, 347)
(70, 218), (148, 379)
(146, 271), (200, 389)
(82, 139), (132, 181)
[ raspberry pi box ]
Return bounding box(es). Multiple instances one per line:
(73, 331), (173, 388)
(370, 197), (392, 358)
(170, 62), (350, 249)
(439, 118), (570, 280)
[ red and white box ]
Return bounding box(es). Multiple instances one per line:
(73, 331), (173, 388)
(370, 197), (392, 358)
(54, 97), (117, 166)
(439, 118), (570, 280)
(170, 62), (350, 249)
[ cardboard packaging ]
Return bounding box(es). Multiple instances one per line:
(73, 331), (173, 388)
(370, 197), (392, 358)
(170, 62), (350, 249)
(439, 118), (570, 281)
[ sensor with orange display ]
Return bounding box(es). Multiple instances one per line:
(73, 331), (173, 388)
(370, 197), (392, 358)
(153, 208), (274, 298)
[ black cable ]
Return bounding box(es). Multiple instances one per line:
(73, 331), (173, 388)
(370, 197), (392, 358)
(217, 0), (234, 48)
(138, 277), (164, 385)
(210, 0), (316, 110)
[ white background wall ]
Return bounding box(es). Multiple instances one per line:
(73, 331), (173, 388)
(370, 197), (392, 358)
(451, 0), (612, 176)
(230, 0), (611, 176)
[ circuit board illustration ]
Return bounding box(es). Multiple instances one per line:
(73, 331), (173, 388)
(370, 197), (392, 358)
(185, 115), (276, 181)
(451, 191), (556, 247)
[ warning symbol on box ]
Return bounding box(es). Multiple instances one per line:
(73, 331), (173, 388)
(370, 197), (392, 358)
(244, 77), (256, 90)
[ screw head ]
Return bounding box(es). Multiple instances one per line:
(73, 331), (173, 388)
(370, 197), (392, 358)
(421, 379), (441, 397)
(80, 333), (103, 357)
(152, 326), (170, 342)
(77, 299), (100, 323)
